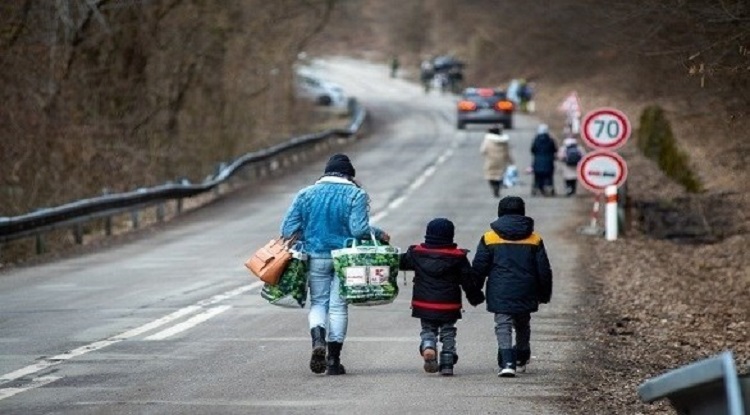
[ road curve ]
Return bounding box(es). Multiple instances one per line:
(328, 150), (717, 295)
(0, 57), (584, 415)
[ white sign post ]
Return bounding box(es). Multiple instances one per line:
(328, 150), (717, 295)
(605, 185), (618, 241)
(576, 150), (628, 237)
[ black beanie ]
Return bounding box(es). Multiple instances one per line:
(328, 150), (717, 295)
(498, 196), (525, 217)
(424, 218), (455, 247)
(324, 153), (356, 177)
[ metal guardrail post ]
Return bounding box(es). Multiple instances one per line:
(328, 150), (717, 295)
(156, 204), (165, 223)
(637, 351), (747, 415)
(130, 210), (139, 230)
(35, 234), (45, 254)
(73, 224), (83, 244)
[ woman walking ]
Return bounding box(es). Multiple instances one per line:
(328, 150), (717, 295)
(480, 126), (513, 198)
(280, 153), (389, 375)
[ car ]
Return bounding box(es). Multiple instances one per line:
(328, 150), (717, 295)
(295, 69), (348, 109)
(456, 87), (515, 130)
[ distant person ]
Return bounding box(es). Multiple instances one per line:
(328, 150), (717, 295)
(530, 124), (558, 196)
(420, 60), (434, 93)
(480, 126), (513, 198)
(390, 56), (400, 78)
(557, 136), (585, 196)
(471, 196), (553, 377)
(506, 79), (521, 105)
(518, 80), (535, 113)
(280, 153), (390, 375)
(399, 218), (485, 376)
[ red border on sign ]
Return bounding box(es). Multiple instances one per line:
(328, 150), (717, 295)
(577, 150), (628, 193)
(581, 107), (631, 151)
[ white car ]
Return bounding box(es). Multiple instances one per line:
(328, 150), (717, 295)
(295, 69), (348, 109)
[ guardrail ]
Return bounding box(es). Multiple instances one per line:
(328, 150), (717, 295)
(0, 100), (367, 251)
(638, 351), (748, 415)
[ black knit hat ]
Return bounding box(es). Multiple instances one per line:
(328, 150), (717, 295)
(498, 196), (525, 217)
(424, 218), (455, 247)
(324, 153), (356, 177)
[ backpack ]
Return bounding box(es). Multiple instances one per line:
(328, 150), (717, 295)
(564, 144), (582, 166)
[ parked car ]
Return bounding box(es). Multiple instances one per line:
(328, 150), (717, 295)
(295, 69), (348, 109)
(456, 87), (514, 130)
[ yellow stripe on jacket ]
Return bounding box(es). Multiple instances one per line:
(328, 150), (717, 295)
(483, 230), (542, 246)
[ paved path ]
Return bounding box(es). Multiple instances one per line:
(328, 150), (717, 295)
(0, 57), (583, 414)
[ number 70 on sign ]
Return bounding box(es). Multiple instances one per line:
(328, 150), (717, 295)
(581, 107), (631, 151)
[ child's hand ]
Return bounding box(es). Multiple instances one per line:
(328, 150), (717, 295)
(468, 291), (485, 307)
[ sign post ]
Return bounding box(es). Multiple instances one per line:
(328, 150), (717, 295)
(577, 107), (631, 238)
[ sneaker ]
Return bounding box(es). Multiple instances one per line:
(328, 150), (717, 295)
(516, 362), (527, 373)
(498, 366), (516, 377)
(422, 349), (438, 373)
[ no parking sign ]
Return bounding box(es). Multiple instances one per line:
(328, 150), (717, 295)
(577, 150), (628, 193)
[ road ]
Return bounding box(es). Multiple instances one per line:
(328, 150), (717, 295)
(0, 57), (584, 414)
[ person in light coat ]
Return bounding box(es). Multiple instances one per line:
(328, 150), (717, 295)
(480, 126), (513, 198)
(556, 136), (586, 196)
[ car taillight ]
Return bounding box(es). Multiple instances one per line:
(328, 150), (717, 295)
(458, 101), (477, 111)
(496, 100), (514, 111)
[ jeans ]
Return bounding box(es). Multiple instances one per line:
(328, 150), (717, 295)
(420, 319), (457, 354)
(308, 257), (348, 342)
(494, 313), (531, 352)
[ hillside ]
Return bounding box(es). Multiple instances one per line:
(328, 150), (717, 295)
(311, 1), (749, 414)
(0, 1), (747, 412)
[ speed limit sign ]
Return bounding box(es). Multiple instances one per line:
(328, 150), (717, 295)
(581, 107), (631, 151)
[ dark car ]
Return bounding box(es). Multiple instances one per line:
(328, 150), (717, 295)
(456, 87), (515, 130)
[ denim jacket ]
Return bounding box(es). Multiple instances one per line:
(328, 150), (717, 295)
(280, 176), (383, 258)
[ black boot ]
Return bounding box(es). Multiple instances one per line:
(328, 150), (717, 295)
(326, 341), (346, 375)
(439, 351), (454, 376)
(419, 341), (438, 373)
(497, 348), (516, 377)
(309, 327), (326, 374)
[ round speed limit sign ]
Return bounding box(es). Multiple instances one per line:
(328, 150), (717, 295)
(581, 107), (631, 150)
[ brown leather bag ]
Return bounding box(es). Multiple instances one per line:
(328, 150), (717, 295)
(244, 235), (298, 285)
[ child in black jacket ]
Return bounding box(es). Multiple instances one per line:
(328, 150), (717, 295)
(471, 196), (553, 378)
(399, 218), (485, 376)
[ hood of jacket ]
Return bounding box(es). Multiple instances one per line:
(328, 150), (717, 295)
(484, 132), (510, 143)
(490, 214), (535, 241)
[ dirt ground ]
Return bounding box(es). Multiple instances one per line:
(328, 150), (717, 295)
(531, 78), (749, 414)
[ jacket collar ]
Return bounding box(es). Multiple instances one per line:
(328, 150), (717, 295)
(315, 176), (356, 186)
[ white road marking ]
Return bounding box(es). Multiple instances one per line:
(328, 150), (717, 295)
(144, 305), (232, 341)
(0, 282), (262, 387)
(0, 376), (62, 401)
(371, 145), (457, 223)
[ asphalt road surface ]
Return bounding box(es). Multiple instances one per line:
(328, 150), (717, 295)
(0, 57), (584, 415)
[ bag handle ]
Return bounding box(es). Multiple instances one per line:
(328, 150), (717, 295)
(344, 230), (381, 248)
(280, 232), (299, 249)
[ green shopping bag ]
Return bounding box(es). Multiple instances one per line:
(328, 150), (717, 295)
(260, 250), (308, 308)
(332, 235), (401, 306)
